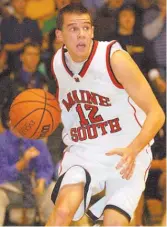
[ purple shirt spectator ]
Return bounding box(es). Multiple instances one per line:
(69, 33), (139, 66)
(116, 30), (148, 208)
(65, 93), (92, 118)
(0, 130), (54, 185)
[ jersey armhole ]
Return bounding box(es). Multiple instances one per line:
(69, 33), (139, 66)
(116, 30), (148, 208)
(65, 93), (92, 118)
(106, 41), (124, 89)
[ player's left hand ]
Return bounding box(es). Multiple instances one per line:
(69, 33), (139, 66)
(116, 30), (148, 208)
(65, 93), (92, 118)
(106, 148), (137, 180)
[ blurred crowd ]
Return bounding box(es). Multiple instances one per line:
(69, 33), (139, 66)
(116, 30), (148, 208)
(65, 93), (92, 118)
(0, 0), (166, 226)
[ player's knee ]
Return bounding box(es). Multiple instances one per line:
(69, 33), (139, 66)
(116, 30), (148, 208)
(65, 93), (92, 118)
(56, 206), (73, 222)
(104, 217), (129, 226)
(104, 209), (130, 226)
(63, 166), (87, 184)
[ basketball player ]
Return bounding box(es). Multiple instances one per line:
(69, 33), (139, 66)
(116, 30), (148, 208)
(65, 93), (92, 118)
(46, 3), (165, 226)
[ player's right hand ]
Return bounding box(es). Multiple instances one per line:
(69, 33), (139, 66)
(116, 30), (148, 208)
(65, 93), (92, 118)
(106, 147), (137, 180)
(23, 146), (40, 162)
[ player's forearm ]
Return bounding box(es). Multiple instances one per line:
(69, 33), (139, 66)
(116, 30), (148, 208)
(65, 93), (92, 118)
(127, 107), (165, 154)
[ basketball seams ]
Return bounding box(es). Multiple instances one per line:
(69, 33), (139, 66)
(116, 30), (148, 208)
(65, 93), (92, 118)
(30, 90), (47, 138)
(11, 100), (61, 112)
(27, 89), (57, 100)
(44, 109), (54, 131)
(10, 89), (61, 139)
(12, 108), (45, 129)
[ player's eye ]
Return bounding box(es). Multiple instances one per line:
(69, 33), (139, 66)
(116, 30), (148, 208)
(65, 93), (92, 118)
(70, 27), (78, 32)
(83, 26), (90, 31)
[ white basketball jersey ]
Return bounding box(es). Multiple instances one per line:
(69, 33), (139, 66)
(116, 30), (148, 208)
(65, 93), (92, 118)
(52, 40), (148, 153)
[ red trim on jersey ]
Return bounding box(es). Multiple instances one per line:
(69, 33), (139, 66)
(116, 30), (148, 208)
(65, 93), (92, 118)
(144, 148), (152, 182)
(51, 52), (59, 99)
(106, 41), (124, 89)
(62, 46), (73, 76)
(128, 97), (142, 128)
(144, 163), (151, 182)
(62, 40), (98, 78)
(80, 40), (98, 77)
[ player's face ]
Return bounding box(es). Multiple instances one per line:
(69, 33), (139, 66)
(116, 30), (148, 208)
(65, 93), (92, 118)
(119, 10), (135, 31)
(56, 13), (94, 62)
(21, 46), (40, 72)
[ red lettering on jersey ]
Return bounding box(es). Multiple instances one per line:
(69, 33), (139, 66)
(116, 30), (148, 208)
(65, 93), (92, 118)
(77, 127), (87, 141)
(62, 93), (75, 112)
(76, 104), (89, 126)
(108, 118), (122, 133)
(98, 95), (111, 106)
(84, 91), (98, 105)
(85, 104), (104, 124)
(87, 124), (98, 139)
(70, 118), (122, 142)
(70, 128), (78, 142)
(72, 90), (81, 103)
(97, 121), (108, 135)
(62, 90), (112, 111)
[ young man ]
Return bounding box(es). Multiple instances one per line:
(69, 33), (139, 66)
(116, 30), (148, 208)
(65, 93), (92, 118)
(46, 3), (165, 226)
(13, 42), (48, 91)
(0, 129), (55, 225)
(0, 0), (42, 71)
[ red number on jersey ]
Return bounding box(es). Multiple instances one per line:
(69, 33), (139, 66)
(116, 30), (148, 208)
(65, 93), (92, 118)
(76, 104), (104, 126)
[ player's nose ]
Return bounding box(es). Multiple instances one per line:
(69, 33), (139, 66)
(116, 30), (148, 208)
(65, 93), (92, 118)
(78, 28), (85, 38)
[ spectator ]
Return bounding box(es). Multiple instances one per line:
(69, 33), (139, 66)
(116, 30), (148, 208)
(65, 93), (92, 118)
(0, 129), (55, 225)
(12, 42), (48, 92)
(133, 0), (156, 32)
(143, 0), (166, 81)
(113, 5), (166, 93)
(0, 0), (42, 71)
(94, 0), (124, 41)
(0, 49), (14, 131)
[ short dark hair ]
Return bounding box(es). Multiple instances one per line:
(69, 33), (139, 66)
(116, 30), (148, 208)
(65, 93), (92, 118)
(56, 3), (93, 30)
(21, 42), (41, 54)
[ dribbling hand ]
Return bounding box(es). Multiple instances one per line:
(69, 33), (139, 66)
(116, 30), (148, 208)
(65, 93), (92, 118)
(106, 147), (137, 180)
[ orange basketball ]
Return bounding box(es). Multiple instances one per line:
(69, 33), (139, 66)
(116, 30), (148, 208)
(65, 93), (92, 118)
(9, 89), (61, 139)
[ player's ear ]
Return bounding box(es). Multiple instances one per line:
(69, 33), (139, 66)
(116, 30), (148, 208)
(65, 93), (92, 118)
(56, 29), (63, 42)
(91, 26), (94, 39)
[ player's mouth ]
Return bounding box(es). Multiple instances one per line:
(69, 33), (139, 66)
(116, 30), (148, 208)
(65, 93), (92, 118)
(76, 43), (86, 51)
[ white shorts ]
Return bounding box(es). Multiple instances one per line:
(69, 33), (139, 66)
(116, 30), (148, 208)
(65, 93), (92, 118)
(51, 146), (152, 221)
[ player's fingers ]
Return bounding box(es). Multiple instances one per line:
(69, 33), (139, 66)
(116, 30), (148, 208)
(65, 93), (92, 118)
(119, 157), (133, 175)
(106, 149), (123, 157)
(122, 162), (135, 180)
(116, 156), (128, 169)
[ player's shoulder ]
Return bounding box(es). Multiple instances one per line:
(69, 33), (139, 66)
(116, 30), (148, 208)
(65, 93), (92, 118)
(52, 48), (62, 65)
(97, 40), (123, 50)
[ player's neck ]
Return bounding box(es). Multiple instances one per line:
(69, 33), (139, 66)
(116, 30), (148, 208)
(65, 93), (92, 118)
(68, 41), (93, 63)
(119, 28), (133, 36)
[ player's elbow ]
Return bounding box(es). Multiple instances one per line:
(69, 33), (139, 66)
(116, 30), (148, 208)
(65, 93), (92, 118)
(156, 106), (165, 128)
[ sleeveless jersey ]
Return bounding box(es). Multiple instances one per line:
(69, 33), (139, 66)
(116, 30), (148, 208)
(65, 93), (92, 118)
(52, 40), (148, 153)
